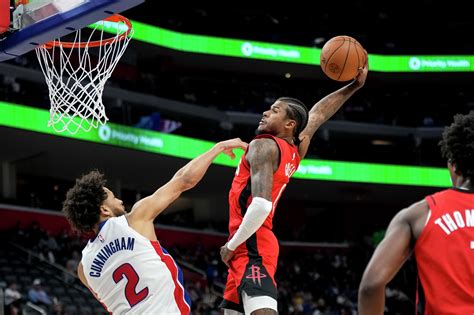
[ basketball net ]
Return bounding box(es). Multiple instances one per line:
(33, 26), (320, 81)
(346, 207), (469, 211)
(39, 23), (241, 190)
(35, 15), (133, 134)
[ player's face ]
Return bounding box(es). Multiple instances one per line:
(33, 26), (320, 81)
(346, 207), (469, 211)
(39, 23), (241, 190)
(257, 101), (290, 135)
(102, 187), (126, 217)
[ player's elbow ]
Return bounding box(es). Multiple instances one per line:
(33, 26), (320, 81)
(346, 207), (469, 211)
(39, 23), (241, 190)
(176, 174), (197, 191)
(263, 206), (272, 215)
(248, 197), (272, 220)
(359, 274), (385, 297)
(359, 282), (377, 297)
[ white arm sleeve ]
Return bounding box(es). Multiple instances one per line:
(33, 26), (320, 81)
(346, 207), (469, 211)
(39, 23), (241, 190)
(227, 197), (272, 251)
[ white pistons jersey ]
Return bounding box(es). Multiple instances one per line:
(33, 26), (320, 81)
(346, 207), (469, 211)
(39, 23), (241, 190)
(81, 216), (191, 314)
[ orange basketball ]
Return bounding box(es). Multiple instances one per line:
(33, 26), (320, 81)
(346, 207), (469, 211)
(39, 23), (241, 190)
(320, 35), (367, 82)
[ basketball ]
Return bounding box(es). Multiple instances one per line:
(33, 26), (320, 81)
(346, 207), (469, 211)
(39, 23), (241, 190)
(320, 35), (367, 82)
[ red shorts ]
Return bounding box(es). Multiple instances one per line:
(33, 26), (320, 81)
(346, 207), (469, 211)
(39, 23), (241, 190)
(220, 229), (279, 312)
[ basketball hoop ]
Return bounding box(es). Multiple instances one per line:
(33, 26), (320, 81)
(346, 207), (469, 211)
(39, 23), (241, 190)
(35, 14), (133, 134)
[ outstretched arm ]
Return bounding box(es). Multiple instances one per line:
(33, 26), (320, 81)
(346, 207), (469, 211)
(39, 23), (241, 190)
(298, 62), (368, 158)
(220, 138), (278, 265)
(358, 200), (427, 314)
(128, 138), (247, 224)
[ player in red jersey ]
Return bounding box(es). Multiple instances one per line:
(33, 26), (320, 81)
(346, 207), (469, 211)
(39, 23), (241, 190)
(358, 111), (474, 314)
(220, 62), (369, 314)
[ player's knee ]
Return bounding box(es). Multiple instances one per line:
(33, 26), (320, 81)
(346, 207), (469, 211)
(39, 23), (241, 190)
(242, 291), (277, 314)
(250, 308), (277, 315)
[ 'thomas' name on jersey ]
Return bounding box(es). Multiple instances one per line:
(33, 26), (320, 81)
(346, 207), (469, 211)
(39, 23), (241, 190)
(415, 188), (474, 314)
(81, 216), (191, 314)
(433, 207), (474, 235)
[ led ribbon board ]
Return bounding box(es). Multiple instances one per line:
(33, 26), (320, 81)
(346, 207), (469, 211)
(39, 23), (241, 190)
(0, 101), (450, 187)
(94, 20), (474, 72)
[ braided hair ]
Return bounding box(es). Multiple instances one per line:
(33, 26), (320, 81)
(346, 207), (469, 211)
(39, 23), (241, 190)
(278, 97), (309, 146)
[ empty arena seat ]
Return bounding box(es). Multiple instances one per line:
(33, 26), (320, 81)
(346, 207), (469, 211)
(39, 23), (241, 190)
(94, 306), (107, 314)
(4, 274), (17, 283)
(79, 305), (93, 315)
(0, 266), (13, 274)
(64, 304), (78, 315)
(52, 286), (66, 296)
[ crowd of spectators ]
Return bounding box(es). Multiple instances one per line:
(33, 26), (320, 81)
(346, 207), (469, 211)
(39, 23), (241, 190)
(3, 278), (65, 315)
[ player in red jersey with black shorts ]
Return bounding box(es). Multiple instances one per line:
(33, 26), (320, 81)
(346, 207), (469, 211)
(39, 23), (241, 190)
(219, 63), (368, 314)
(358, 111), (474, 314)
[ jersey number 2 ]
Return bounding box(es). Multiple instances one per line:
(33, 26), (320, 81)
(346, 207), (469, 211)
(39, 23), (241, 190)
(113, 263), (149, 308)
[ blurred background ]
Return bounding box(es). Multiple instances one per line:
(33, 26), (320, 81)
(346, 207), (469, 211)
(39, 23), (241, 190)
(1, 2), (473, 314)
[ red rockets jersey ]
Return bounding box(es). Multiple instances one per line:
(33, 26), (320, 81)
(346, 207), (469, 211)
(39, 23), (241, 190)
(228, 134), (301, 238)
(415, 188), (474, 314)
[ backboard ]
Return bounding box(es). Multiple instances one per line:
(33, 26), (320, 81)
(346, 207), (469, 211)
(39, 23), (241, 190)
(0, 0), (144, 62)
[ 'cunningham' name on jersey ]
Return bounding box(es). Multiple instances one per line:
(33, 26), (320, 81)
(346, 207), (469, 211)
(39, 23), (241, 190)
(89, 237), (135, 277)
(434, 209), (474, 235)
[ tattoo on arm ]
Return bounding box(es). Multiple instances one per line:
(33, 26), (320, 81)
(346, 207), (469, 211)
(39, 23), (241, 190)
(303, 87), (356, 140)
(246, 139), (279, 200)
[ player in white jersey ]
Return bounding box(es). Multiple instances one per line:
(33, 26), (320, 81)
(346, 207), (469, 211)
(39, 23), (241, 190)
(62, 138), (247, 315)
